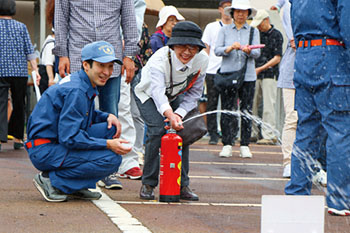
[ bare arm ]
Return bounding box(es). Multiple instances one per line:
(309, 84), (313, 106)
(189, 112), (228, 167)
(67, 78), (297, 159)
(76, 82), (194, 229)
(204, 43), (210, 55)
(29, 59), (41, 85)
(256, 55), (281, 75)
(46, 65), (55, 86)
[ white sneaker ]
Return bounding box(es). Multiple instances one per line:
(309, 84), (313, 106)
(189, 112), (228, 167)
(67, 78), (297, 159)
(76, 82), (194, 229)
(219, 145), (232, 157)
(312, 169), (327, 187)
(240, 146), (252, 158)
(282, 164), (291, 178)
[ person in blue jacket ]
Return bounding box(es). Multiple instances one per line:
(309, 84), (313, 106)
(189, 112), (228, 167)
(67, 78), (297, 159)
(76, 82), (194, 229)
(25, 41), (132, 202)
(285, 0), (350, 216)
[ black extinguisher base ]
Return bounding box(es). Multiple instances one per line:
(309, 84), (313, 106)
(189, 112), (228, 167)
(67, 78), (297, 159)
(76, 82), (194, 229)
(159, 195), (180, 202)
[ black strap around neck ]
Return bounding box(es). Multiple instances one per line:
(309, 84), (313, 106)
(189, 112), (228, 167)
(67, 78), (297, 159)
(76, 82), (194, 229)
(167, 49), (174, 96)
(242, 27), (255, 69)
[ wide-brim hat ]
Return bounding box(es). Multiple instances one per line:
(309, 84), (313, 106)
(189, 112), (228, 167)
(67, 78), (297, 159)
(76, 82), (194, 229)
(166, 21), (206, 51)
(81, 41), (122, 65)
(156, 5), (185, 29)
(224, 0), (257, 19)
(250, 9), (269, 28)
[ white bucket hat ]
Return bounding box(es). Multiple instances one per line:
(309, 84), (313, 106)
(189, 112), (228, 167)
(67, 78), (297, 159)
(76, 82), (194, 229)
(224, 0), (257, 19)
(250, 9), (269, 27)
(156, 5), (185, 29)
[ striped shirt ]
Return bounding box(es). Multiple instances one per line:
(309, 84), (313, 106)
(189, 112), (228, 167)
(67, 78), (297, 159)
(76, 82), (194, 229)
(0, 19), (36, 77)
(53, 0), (139, 77)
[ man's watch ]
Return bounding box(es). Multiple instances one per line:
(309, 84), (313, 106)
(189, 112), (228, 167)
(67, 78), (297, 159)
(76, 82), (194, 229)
(125, 55), (136, 60)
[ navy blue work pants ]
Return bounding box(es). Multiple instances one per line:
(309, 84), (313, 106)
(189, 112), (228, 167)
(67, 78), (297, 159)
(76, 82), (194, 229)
(27, 122), (122, 194)
(285, 43), (350, 210)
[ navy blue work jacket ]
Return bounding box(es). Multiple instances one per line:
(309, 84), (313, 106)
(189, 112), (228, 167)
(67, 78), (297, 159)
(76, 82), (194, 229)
(27, 69), (109, 150)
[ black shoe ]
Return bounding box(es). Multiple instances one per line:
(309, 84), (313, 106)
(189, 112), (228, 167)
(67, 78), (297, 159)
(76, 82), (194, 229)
(180, 186), (199, 201)
(249, 136), (258, 143)
(209, 136), (218, 145)
(140, 184), (155, 200)
(14, 142), (24, 150)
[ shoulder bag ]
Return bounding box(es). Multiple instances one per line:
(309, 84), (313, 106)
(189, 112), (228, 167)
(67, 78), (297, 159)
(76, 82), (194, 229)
(214, 27), (254, 91)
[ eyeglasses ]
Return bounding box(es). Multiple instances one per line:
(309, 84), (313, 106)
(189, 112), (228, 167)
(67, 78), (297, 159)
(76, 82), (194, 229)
(174, 45), (199, 53)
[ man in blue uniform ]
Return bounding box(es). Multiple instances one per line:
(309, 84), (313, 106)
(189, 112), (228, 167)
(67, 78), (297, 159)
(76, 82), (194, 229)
(26, 41), (132, 202)
(285, 0), (350, 216)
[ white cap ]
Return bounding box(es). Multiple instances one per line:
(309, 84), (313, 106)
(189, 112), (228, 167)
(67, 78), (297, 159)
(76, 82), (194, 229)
(156, 5), (185, 29)
(224, 0), (257, 19)
(250, 9), (269, 27)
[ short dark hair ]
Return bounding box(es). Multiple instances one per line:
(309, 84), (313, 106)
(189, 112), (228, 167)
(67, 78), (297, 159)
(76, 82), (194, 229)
(81, 59), (94, 69)
(219, 0), (231, 7)
(230, 9), (252, 19)
(0, 0), (16, 16)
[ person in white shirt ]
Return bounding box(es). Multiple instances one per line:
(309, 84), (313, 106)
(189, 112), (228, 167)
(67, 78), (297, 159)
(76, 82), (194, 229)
(133, 21), (209, 201)
(202, 0), (233, 145)
(38, 28), (56, 94)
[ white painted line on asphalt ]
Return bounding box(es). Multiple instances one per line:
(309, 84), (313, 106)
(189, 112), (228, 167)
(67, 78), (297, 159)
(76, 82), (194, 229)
(190, 175), (288, 181)
(91, 187), (152, 233)
(190, 161), (282, 167)
(116, 200), (261, 207)
(190, 148), (282, 155)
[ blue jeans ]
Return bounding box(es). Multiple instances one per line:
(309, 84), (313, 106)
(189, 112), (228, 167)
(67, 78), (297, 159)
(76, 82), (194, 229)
(98, 76), (121, 116)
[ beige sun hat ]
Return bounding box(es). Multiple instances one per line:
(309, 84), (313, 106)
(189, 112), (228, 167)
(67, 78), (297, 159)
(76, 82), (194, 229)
(250, 9), (269, 27)
(156, 5), (185, 29)
(224, 0), (257, 19)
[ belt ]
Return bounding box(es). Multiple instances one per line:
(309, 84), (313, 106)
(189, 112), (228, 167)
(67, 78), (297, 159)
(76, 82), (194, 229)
(298, 39), (344, 48)
(25, 139), (52, 149)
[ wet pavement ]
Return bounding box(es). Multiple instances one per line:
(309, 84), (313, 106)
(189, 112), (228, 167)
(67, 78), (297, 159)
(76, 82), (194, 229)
(0, 139), (349, 232)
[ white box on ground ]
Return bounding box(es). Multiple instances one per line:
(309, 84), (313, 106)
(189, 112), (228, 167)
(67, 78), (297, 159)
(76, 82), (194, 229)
(261, 195), (325, 233)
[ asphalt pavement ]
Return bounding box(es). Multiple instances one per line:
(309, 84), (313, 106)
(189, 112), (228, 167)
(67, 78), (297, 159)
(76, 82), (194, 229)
(0, 138), (349, 233)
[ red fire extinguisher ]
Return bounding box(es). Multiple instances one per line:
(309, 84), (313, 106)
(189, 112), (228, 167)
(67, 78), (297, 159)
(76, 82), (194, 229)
(159, 128), (182, 202)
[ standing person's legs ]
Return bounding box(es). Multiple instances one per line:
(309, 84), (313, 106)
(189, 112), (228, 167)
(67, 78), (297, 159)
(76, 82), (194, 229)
(8, 77), (27, 141)
(117, 75), (142, 178)
(130, 87), (145, 164)
(239, 81), (255, 146)
(238, 81), (255, 158)
(284, 83), (322, 196)
(97, 75), (123, 188)
(205, 74), (220, 144)
(260, 78), (277, 141)
(281, 88), (298, 177)
(219, 86), (237, 157)
(220, 87), (238, 146)
(179, 145), (199, 201)
(98, 76), (121, 116)
(251, 79), (262, 140)
(0, 79), (9, 143)
(135, 97), (165, 187)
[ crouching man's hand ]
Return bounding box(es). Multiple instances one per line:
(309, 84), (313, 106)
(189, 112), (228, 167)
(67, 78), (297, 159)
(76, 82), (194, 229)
(107, 138), (132, 155)
(107, 114), (122, 138)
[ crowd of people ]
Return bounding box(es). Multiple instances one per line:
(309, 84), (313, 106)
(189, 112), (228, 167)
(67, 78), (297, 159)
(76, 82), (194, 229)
(1, 0), (350, 216)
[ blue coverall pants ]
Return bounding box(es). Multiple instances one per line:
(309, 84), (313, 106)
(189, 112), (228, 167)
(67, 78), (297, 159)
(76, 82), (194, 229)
(27, 122), (122, 194)
(285, 42), (350, 210)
